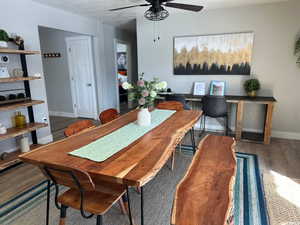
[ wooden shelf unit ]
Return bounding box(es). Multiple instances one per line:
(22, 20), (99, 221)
(0, 100), (44, 112)
(0, 144), (42, 172)
(0, 48), (40, 55)
(0, 123), (48, 141)
(0, 77), (41, 83)
(0, 42), (45, 173)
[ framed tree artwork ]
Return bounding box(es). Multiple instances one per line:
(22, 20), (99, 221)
(173, 32), (254, 75)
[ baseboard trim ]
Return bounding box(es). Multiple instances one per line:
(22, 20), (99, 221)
(49, 111), (76, 118)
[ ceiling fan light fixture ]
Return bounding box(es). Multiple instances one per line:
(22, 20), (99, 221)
(144, 6), (169, 21)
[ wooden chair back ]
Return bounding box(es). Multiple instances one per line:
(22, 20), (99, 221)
(156, 101), (184, 111)
(39, 161), (95, 191)
(99, 108), (120, 124)
(64, 120), (94, 137)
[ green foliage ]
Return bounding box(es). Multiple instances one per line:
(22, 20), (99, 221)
(244, 79), (260, 92)
(0, 29), (9, 42)
(295, 37), (300, 63)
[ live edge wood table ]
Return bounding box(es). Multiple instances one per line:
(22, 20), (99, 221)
(159, 94), (277, 144)
(19, 109), (202, 225)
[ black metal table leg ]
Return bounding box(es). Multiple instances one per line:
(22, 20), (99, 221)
(126, 186), (133, 225)
(46, 180), (51, 225)
(190, 127), (196, 155)
(96, 215), (103, 225)
(141, 186), (144, 225)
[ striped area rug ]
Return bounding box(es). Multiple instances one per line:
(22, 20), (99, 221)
(0, 153), (269, 225)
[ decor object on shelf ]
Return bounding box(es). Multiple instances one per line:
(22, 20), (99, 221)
(122, 75), (167, 126)
(0, 66), (10, 78)
(0, 123), (7, 134)
(295, 37), (300, 64)
(15, 112), (26, 128)
(10, 33), (24, 46)
(244, 78), (260, 97)
(193, 82), (206, 95)
(210, 81), (226, 96)
(19, 135), (30, 153)
(12, 68), (24, 77)
(0, 29), (10, 48)
(174, 32), (254, 75)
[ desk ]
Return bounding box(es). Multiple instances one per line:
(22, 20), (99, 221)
(158, 94), (276, 144)
(20, 109), (202, 225)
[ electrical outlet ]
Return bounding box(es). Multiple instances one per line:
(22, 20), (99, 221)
(0, 55), (9, 64)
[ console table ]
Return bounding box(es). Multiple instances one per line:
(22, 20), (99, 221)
(158, 93), (277, 144)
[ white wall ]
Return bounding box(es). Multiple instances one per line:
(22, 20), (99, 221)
(39, 27), (79, 116)
(0, 0), (118, 153)
(137, 0), (300, 139)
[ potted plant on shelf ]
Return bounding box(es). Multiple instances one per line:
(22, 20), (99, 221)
(0, 29), (10, 48)
(122, 75), (167, 126)
(295, 37), (300, 64)
(244, 78), (260, 97)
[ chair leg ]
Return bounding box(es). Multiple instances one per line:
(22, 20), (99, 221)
(59, 205), (68, 225)
(46, 180), (51, 225)
(171, 151), (175, 171)
(225, 115), (229, 136)
(118, 199), (127, 215)
(96, 215), (103, 225)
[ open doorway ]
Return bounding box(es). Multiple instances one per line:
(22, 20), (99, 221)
(38, 26), (98, 141)
(115, 40), (132, 114)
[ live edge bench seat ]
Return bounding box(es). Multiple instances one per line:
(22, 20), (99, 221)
(171, 135), (237, 225)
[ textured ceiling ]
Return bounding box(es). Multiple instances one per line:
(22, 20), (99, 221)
(33, 0), (287, 31)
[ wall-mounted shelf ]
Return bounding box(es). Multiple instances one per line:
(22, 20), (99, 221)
(0, 100), (44, 112)
(0, 48), (40, 55)
(0, 144), (42, 172)
(0, 77), (41, 83)
(0, 123), (48, 141)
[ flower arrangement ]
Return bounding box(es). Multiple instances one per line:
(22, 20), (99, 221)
(122, 76), (167, 109)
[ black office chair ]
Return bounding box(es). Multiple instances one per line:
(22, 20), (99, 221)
(165, 95), (191, 110)
(201, 95), (228, 136)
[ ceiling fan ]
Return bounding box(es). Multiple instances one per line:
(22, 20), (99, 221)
(109, 0), (204, 21)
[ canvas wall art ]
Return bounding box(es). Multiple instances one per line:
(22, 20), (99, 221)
(174, 32), (254, 75)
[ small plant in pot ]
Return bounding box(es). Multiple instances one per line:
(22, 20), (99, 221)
(0, 29), (10, 48)
(244, 78), (260, 97)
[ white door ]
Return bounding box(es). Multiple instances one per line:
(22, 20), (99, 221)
(66, 36), (97, 119)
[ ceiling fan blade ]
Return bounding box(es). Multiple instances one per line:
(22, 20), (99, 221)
(164, 3), (204, 12)
(109, 4), (150, 11)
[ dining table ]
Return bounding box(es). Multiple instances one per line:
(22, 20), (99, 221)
(19, 109), (202, 225)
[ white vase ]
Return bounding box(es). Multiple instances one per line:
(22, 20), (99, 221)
(20, 136), (30, 153)
(0, 41), (8, 48)
(137, 108), (151, 126)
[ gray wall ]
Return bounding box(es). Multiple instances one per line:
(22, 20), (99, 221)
(101, 24), (138, 110)
(137, 0), (300, 139)
(39, 27), (78, 115)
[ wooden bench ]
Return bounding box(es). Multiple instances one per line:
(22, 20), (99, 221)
(171, 135), (236, 225)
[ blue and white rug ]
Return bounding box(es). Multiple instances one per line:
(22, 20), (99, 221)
(0, 153), (270, 225)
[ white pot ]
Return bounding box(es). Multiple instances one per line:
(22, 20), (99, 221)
(0, 41), (8, 48)
(137, 108), (151, 126)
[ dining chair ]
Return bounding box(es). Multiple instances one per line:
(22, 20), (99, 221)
(156, 101), (184, 111)
(165, 94), (191, 110)
(39, 162), (133, 225)
(156, 101), (185, 170)
(64, 119), (127, 215)
(202, 95), (228, 136)
(64, 120), (94, 137)
(99, 108), (120, 124)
